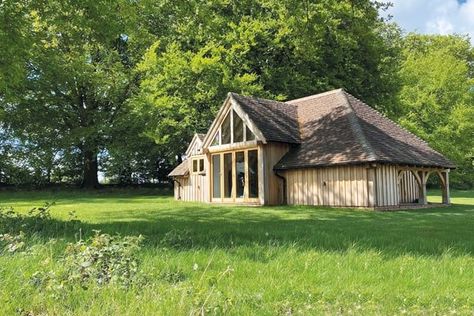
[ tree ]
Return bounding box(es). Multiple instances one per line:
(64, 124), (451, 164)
(0, 0), (34, 95)
(135, 0), (402, 163)
(2, 0), (153, 188)
(398, 34), (474, 187)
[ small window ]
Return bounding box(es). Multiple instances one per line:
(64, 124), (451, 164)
(192, 158), (205, 174)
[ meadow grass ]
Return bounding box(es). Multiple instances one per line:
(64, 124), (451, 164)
(0, 188), (473, 315)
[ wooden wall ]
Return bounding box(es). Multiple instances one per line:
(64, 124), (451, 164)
(398, 170), (420, 203)
(173, 156), (209, 203)
(374, 165), (421, 207)
(262, 142), (290, 205)
(282, 164), (423, 208)
(174, 177), (189, 200)
(374, 165), (399, 207)
(283, 165), (372, 207)
(174, 133), (424, 208)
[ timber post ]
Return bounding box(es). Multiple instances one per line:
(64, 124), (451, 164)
(418, 170), (428, 205)
(442, 170), (450, 205)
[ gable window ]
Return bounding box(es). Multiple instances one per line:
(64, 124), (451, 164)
(221, 112), (231, 144)
(192, 158), (205, 174)
(212, 130), (220, 146)
(233, 110), (244, 142)
(210, 108), (257, 147)
(246, 125), (255, 141)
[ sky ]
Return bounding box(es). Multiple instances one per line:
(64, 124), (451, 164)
(385, 0), (474, 41)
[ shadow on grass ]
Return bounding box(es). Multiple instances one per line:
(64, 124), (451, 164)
(4, 201), (474, 258)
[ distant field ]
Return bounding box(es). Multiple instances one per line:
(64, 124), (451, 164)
(1, 188), (473, 315)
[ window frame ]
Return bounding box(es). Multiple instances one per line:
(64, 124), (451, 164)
(209, 108), (257, 147)
(210, 147), (259, 203)
(192, 158), (205, 175)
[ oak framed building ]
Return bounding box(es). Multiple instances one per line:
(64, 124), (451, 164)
(169, 89), (454, 209)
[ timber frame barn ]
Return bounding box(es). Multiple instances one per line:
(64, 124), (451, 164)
(169, 89), (455, 209)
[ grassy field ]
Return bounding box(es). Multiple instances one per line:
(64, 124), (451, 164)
(1, 188), (474, 315)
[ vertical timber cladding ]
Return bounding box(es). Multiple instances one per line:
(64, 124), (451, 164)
(284, 165), (372, 207)
(180, 155), (208, 202)
(398, 170), (420, 203)
(374, 164), (399, 207)
(262, 142), (290, 205)
(175, 177), (190, 201)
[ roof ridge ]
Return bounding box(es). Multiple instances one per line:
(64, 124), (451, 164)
(285, 88), (344, 105)
(228, 92), (287, 105)
(341, 91), (378, 161)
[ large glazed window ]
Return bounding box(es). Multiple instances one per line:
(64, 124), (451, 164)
(223, 153), (233, 198)
(235, 151), (245, 198)
(212, 155), (221, 198)
(211, 149), (259, 201)
(248, 150), (258, 198)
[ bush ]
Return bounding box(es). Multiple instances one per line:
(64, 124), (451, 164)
(32, 231), (146, 291)
(63, 231), (145, 288)
(0, 202), (56, 234)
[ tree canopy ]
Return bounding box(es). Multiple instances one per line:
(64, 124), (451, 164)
(135, 0), (401, 162)
(398, 34), (474, 187)
(0, 0), (472, 188)
(1, 0), (156, 187)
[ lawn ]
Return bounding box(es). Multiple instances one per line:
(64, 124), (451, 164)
(1, 188), (474, 315)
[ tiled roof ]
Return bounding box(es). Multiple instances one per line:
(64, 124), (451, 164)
(231, 89), (454, 169)
(168, 159), (189, 177)
(230, 93), (301, 144)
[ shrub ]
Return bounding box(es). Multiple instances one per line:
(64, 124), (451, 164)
(62, 231), (145, 288)
(0, 202), (58, 234)
(31, 231), (146, 297)
(0, 202), (82, 238)
(27, 202), (54, 220)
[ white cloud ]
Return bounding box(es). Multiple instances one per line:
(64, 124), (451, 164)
(385, 0), (474, 41)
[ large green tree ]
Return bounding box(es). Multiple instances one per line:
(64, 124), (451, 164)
(135, 0), (402, 163)
(2, 0), (154, 187)
(398, 34), (474, 187)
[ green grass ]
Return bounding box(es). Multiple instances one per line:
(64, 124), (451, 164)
(1, 188), (474, 315)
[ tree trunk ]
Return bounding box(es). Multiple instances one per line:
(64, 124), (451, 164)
(46, 167), (52, 185)
(82, 149), (99, 188)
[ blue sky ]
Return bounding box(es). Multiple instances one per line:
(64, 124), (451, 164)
(385, 0), (474, 41)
